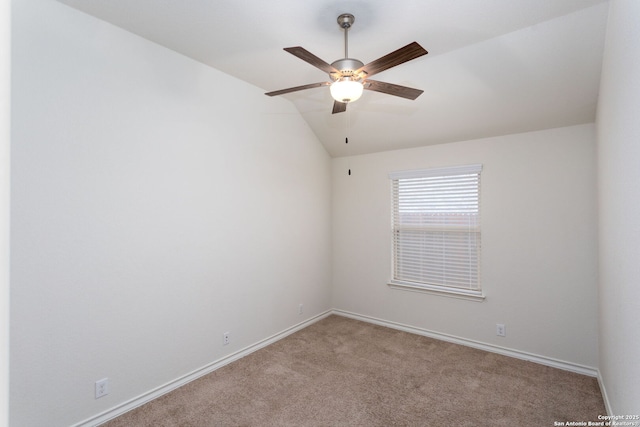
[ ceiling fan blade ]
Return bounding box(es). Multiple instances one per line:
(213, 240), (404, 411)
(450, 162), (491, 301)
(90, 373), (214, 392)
(284, 47), (339, 74)
(364, 80), (424, 100)
(265, 82), (330, 97)
(332, 100), (347, 114)
(356, 42), (428, 78)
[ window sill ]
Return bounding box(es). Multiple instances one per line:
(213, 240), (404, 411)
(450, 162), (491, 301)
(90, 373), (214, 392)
(388, 281), (485, 302)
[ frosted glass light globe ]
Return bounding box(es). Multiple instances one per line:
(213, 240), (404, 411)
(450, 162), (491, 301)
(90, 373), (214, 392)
(330, 79), (364, 103)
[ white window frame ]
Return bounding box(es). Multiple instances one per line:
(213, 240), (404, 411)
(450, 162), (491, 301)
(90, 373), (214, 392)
(388, 164), (484, 301)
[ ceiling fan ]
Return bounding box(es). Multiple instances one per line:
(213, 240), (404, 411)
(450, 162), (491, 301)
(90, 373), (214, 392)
(265, 13), (428, 114)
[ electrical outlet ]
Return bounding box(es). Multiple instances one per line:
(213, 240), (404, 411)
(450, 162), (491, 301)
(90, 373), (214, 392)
(496, 324), (506, 337)
(223, 332), (230, 346)
(298, 303), (304, 315)
(95, 378), (109, 399)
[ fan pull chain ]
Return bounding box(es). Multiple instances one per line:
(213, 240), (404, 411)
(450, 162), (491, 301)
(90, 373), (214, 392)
(346, 137), (351, 175)
(346, 107), (351, 176)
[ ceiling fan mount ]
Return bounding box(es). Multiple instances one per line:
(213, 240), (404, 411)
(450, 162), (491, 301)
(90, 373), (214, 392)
(265, 13), (428, 114)
(336, 13), (355, 29)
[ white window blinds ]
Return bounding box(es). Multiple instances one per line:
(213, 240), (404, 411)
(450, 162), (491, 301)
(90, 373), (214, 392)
(390, 164), (482, 293)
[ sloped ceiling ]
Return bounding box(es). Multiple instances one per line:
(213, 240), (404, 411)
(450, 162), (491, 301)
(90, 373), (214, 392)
(56, 0), (609, 157)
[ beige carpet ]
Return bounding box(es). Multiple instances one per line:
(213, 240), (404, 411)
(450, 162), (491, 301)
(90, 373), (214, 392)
(102, 315), (605, 426)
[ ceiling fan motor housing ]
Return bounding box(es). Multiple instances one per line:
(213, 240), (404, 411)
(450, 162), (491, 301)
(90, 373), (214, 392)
(330, 58), (365, 81)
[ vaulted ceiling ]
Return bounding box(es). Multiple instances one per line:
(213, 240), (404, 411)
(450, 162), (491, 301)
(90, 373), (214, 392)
(56, 0), (609, 157)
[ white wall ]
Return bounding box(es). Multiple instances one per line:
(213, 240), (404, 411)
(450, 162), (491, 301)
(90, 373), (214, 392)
(1, 0), (11, 425)
(10, 0), (332, 425)
(332, 124), (599, 368)
(596, 0), (640, 414)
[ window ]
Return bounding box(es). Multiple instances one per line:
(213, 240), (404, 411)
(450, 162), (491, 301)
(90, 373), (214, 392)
(389, 164), (483, 300)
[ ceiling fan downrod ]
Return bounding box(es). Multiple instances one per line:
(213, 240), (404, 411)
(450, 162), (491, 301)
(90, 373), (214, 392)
(337, 13), (354, 59)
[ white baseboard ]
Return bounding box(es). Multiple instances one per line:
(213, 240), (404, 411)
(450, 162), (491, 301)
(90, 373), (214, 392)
(596, 370), (613, 415)
(332, 309), (599, 377)
(73, 310), (333, 427)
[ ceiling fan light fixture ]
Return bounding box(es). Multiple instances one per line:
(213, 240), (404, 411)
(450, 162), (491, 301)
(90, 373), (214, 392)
(265, 13), (428, 114)
(330, 78), (363, 103)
